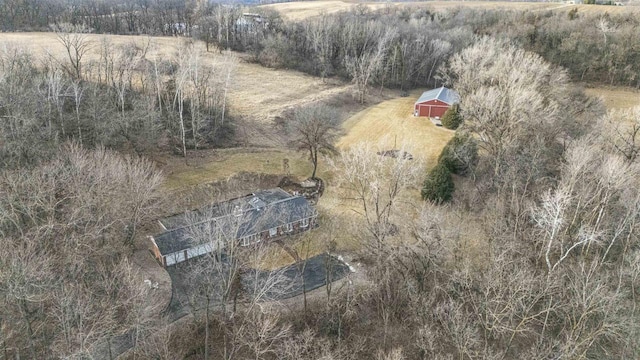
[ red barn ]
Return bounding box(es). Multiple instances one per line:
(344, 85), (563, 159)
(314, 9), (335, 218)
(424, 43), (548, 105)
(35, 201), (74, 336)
(414, 87), (460, 118)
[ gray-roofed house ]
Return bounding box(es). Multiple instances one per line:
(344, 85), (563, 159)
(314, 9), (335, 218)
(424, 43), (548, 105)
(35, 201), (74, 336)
(414, 87), (460, 124)
(149, 188), (318, 267)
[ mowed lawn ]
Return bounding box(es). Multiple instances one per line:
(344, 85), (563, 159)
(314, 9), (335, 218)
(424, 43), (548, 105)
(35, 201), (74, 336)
(337, 92), (454, 168)
(162, 149), (315, 190)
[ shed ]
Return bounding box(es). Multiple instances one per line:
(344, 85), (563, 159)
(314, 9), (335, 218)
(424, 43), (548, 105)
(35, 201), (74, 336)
(149, 188), (318, 267)
(414, 87), (460, 119)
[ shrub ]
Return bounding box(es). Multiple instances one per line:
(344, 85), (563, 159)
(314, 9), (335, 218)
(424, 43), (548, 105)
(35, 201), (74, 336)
(441, 105), (463, 130)
(438, 132), (478, 175)
(421, 163), (454, 204)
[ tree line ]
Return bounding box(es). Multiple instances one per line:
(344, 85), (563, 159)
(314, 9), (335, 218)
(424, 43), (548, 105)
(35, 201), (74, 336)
(3, 2), (639, 88)
(0, 28), (236, 169)
(196, 5), (640, 90)
(0, 0), (199, 35)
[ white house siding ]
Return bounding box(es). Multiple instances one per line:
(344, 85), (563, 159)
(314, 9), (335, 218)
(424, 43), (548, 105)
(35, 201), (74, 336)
(164, 251), (185, 266)
(157, 215), (318, 267)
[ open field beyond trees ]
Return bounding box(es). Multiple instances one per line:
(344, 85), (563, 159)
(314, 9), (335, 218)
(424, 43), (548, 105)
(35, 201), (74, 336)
(262, 0), (640, 20)
(0, 32), (351, 146)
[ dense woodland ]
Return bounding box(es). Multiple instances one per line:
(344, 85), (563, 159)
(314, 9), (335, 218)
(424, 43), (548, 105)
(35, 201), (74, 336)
(0, 30), (236, 168)
(2, 1), (640, 360)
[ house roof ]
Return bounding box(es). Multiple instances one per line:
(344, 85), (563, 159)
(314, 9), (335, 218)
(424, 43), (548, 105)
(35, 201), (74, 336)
(415, 87), (460, 106)
(160, 188), (293, 230)
(152, 188), (317, 255)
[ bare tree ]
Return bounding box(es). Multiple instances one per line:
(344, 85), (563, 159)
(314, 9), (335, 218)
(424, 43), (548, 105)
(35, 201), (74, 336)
(331, 141), (423, 251)
(306, 15), (336, 81)
(52, 23), (92, 80)
(443, 37), (571, 184)
(70, 79), (84, 145)
(288, 104), (342, 180)
(0, 236), (53, 360)
(240, 305), (291, 360)
(600, 106), (640, 162)
(111, 42), (144, 119)
(41, 60), (66, 136)
(183, 204), (245, 360)
(0, 144), (162, 358)
(133, 320), (181, 360)
(343, 25), (395, 104)
(173, 46), (190, 158)
(217, 51), (236, 135)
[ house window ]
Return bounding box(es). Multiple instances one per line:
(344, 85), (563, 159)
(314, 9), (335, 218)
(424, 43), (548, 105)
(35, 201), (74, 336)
(285, 223), (293, 233)
(269, 228), (277, 237)
(300, 218), (309, 228)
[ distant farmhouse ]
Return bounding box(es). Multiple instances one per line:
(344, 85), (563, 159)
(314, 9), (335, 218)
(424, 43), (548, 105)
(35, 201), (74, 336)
(149, 188), (317, 267)
(414, 87), (460, 124)
(235, 13), (268, 32)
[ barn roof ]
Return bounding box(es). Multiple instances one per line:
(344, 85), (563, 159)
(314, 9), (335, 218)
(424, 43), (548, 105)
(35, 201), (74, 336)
(415, 87), (460, 105)
(152, 189), (316, 256)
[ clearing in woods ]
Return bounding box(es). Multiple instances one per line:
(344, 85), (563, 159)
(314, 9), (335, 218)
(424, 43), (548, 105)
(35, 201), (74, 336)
(337, 90), (454, 169)
(162, 91), (455, 269)
(262, 0), (639, 20)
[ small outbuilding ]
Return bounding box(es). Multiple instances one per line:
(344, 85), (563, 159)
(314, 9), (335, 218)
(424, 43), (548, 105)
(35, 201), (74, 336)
(414, 87), (460, 119)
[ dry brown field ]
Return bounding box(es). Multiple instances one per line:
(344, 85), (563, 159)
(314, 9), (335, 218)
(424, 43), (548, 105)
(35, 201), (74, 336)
(584, 86), (640, 110)
(561, 3), (640, 14)
(262, 0), (640, 20)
